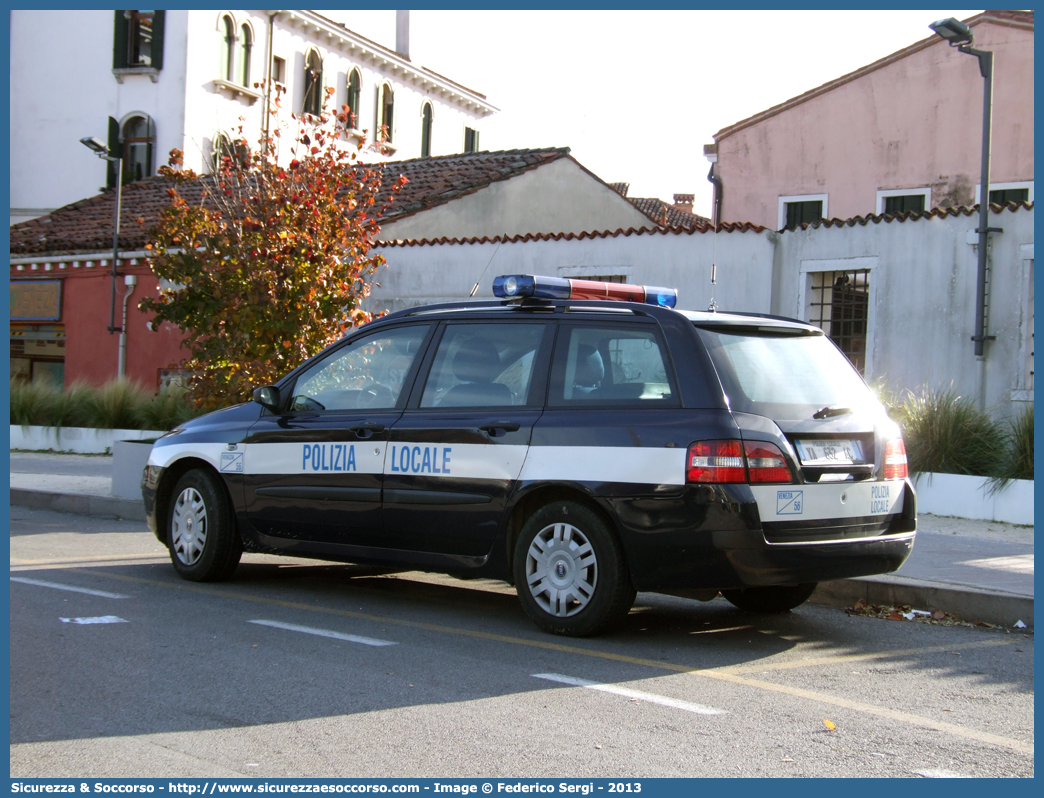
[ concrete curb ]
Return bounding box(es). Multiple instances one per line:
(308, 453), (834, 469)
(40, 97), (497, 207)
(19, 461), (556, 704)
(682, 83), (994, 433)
(812, 577), (1033, 629)
(11, 488), (146, 522)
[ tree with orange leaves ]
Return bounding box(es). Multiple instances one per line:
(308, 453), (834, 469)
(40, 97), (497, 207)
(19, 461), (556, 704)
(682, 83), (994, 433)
(141, 84), (405, 411)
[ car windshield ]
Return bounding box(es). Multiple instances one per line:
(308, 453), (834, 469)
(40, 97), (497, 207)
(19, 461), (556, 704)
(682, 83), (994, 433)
(695, 326), (876, 422)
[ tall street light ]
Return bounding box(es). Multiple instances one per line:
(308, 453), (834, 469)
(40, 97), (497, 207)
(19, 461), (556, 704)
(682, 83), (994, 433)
(929, 17), (996, 359)
(80, 135), (125, 377)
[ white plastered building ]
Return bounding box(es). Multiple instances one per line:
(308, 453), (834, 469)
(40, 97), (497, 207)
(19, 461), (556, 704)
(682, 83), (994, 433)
(9, 9), (497, 226)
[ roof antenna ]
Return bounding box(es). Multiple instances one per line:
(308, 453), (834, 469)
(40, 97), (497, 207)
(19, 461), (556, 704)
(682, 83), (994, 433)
(469, 240), (502, 297)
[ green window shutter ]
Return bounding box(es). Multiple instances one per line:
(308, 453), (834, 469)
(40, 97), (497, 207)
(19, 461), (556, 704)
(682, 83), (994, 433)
(113, 11), (130, 69)
(107, 116), (120, 189)
(151, 11), (165, 70)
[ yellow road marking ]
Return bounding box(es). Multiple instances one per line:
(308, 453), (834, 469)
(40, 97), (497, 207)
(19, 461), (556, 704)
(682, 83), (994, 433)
(58, 567), (1033, 755)
(11, 553), (166, 567)
(720, 639), (1015, 673)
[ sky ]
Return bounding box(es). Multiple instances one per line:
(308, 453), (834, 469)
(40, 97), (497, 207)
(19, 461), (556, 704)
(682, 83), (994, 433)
(325, 9), (980, 218)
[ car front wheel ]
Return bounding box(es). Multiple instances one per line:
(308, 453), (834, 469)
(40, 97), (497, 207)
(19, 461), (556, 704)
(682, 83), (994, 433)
(513, 501), (635, 637)
(167, 469), (241, 582)
(721, 583), (818, 613)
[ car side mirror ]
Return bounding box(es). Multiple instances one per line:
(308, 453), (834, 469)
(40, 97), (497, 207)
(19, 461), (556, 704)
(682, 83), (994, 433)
(252, 385), (281, 413)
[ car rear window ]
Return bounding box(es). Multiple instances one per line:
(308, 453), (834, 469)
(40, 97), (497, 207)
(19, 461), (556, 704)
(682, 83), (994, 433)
(695, 326), (876, 421)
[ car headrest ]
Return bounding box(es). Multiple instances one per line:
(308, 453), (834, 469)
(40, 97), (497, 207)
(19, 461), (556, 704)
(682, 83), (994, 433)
(451, 337), (502, 383)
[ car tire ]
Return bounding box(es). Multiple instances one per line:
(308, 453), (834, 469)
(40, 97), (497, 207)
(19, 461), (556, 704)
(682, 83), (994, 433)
(721, 583), (818, 613)
(513, 501), (636, 637)
(166, 469), (242, 582)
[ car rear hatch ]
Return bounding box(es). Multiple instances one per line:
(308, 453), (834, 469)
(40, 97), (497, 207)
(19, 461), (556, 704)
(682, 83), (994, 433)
(690, 318), (913, 543)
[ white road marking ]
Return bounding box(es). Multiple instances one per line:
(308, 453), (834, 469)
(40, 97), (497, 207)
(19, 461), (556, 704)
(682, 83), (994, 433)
(60, 616), (128, 625)
(11, 576), (130, 599)
(911, 769), (971, 778)
(533, 672), (727, 715)
(248, 619), (397, 647)
(959, 555), (1034, 575)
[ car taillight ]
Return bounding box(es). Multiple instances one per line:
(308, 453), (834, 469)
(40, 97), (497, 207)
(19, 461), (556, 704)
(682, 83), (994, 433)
(744, 442), (792, 483)
(883, 438), (908, 480)
(687, 440), (746, 483)
(686, 440), (793, 484)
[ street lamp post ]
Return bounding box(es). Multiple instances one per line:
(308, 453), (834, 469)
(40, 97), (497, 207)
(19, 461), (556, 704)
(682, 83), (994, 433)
(80, 136), (125, 377)
(929, 17), (997, 359)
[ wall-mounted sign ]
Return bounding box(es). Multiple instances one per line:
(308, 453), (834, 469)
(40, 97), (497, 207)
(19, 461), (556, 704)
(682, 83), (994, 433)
(11, 280), (62, 321)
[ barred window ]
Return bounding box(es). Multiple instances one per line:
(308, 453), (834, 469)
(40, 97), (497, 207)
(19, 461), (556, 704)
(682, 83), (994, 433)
(808, 270), (869, 374)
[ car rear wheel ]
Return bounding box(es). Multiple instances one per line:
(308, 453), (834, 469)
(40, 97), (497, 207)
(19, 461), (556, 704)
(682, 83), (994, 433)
(167, 469), (241, 582)
(513, 501), (635, 637)
(721, 583), (818, 613)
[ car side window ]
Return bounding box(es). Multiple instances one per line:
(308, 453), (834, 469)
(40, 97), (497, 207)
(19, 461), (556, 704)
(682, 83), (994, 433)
(550, 324), (675, 405)
(289, 325), (429, 412)
(420, 323), (545, 408)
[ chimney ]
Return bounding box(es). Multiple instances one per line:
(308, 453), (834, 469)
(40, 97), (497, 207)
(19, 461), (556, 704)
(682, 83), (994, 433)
(673, 193), (694, 212)
(396, 10), (410, 59)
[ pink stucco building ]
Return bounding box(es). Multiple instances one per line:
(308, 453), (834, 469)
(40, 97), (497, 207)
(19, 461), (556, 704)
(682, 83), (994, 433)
(705, 10), (1034, 229)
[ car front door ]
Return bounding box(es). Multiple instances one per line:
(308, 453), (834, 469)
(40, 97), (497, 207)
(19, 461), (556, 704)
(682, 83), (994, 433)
(242, 323), (433, 549)
(382, 320), (554, 557)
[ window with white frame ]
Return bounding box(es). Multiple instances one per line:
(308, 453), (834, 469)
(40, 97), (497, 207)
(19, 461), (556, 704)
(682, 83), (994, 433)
(876, 187), (931, 215)
(238, 24), (252, 87)
(113, 10), (165, 73)
(975, 181), (1034, 205)
(778, 194), (828, 230)
(346, 68), (362, 131)
(271, 55), (286, 87)
(219, 14), (235, 81)
(121, 115), (155, 182)
(303, 50), (323, 116)
(420, 102), (433, 157)
(799, 258), (877, 377)
(378, 83), (395, 143)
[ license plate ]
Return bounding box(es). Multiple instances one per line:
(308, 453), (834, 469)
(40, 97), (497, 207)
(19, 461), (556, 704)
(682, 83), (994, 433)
(795, 439), (863, 464)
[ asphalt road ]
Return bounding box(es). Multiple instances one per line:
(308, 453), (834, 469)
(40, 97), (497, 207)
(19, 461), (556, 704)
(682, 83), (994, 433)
(9, 506), (1034, 779)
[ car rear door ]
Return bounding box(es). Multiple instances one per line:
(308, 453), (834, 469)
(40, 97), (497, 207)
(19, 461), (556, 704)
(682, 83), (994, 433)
(241, 323), (433, 548)
(382, 319), (554, 556)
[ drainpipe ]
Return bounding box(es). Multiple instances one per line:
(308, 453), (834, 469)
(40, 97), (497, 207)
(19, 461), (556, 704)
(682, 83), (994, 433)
(263, 11), (277, 159)
(118, 274), (137, 379)
(707, 162), (723, 228)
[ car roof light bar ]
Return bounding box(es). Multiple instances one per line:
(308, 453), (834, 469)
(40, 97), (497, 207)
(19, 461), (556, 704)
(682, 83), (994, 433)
(492, 274), (678, 308)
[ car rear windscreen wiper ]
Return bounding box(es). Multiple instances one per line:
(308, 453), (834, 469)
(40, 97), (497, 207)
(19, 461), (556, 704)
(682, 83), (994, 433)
(813, 405), (853, 419)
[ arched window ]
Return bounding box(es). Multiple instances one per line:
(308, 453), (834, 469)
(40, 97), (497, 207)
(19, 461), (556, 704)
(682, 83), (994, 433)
(219, 15), (235, 81)
(421, 102), (433, 158)
(346, 68), (362, 130)
(303, 50), (323, 116)
(238, 24), (252, 86)
(122, 115), (155, 182)
(378, 83), (394, 143)
(212, 134), (250, 172)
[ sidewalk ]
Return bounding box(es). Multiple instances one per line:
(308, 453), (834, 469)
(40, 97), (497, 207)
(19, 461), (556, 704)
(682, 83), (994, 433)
(9, 452), (1034, 628)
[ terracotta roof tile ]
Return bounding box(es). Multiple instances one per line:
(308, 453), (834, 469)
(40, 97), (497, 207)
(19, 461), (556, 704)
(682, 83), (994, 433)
(785, 200), (1033, 232)
(629, 197), (710, 229)
(375, 220), (766, 248)
(9, 148), (575, 256)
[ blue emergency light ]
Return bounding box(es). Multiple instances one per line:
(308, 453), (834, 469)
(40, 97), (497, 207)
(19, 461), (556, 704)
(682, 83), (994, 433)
(492, 274), (678, 308)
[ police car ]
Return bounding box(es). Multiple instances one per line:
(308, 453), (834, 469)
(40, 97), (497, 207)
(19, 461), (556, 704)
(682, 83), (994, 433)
(143, 274), (916, 636)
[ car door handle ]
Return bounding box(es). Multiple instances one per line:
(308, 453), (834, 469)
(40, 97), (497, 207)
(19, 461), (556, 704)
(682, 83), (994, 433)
(349, 422), (386, 439)
(480, 421), (521, 435)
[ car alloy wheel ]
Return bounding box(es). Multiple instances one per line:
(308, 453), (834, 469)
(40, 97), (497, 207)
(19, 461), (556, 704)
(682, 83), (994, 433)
(171, 486), (208, 566)
(525, 521), (598, 618)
